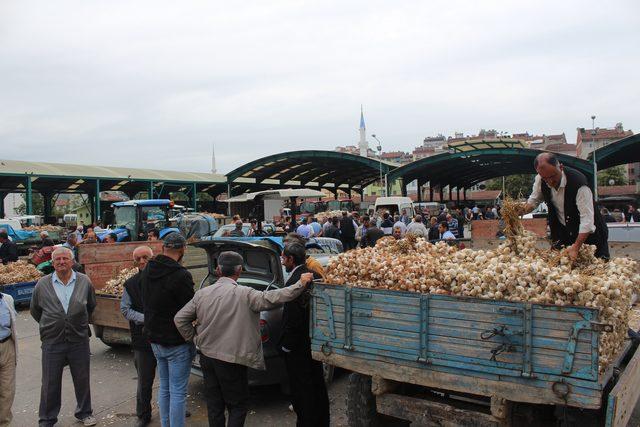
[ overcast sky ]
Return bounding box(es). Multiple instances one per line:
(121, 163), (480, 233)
(1, 1), (638, 174)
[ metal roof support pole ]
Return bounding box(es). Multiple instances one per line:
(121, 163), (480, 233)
(94, 179), (101, 223)
(592, 152), (598, 201)
(42, 192), (52, 221)
(192, 183), (198, 211)
(457, 188), (460, 204)
(439, 186), (444, 203)
(448, 186), (453, 202)
(226, 183), (231, 217)
(463, 187), (467, 201)
(417, 180), (423, 204)
(148, 181), (154, 199)
(401, 179), (407, 197)
(25, 175), (33, 215)
(429, 186), (434, 202)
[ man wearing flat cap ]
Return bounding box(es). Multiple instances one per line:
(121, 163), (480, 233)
(141, 233), (195, 427)
(174, 251), (314, 427)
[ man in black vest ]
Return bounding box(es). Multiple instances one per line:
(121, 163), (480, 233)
(522, 152), (609, 260)
(339, 211), (357, 251)
(279, 243), (330, 426)
(120, 246), (155, 427)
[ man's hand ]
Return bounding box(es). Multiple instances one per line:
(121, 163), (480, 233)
(566, 244), (580, 262)
(517, 203), (534, 216)
(300, 272), (314, 287)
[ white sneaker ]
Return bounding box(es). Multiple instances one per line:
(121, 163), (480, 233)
(81, 415), (97, 426)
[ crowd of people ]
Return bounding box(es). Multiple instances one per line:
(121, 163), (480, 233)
(0, 229), (331, 427)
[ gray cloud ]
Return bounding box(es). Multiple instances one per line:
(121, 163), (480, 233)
(1, 0), (638, 174)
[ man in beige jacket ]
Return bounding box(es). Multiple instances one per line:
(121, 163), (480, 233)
(174, 251), (313, 427)
(0, 292), (17, 426)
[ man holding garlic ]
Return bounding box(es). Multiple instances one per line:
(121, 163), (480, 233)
(521, 152), (609, 261)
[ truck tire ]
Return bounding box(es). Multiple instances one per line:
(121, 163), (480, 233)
(346, 373), (380, 427)
(323, 363), (335, 385)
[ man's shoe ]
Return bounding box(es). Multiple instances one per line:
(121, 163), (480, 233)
(185, 410), (191, 418)
(81, 415), (97, 426)
(135, 418), (150, 427)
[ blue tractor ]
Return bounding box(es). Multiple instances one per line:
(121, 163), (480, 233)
(97, 199), (181, 242)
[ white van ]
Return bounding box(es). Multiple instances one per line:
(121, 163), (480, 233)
(371, 197), (415, 218)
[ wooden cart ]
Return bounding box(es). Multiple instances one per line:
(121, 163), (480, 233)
(310, 283), (640, 426)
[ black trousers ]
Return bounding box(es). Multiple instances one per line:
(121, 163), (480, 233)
(134, 349), (157, 422)
(39, 340), (92, 427)
(284, 349), (330, 427)
(200, 354), (249, 427)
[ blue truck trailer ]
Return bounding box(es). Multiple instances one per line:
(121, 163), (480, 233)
(311, 283), (640, 426)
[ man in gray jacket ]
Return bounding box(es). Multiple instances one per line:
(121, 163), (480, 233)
(174, 251), (313, 427)
(0, 292), (17, 427)
(30, 247), (97, 427)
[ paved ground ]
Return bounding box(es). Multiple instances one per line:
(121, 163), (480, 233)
(11, 306), (349, 427)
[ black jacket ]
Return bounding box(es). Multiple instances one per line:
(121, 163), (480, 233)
(362, 226), (385, 248)
(279, 265), (318, 352)
(428, 225), (439, 241)
(324, 225), (340, 240)
(141, 254), (195, 346)
(0, 240), (18, 264)
(541, 167), (609, 259)
(339, 216), (355, 239)
(123, 272), (152, 352)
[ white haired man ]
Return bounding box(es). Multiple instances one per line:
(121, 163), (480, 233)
(30, 247), (97, 427)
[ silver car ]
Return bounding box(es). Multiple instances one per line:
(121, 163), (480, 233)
(189, 237), (342, 388)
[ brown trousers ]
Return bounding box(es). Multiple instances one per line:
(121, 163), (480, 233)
(0, 339), (16, 427)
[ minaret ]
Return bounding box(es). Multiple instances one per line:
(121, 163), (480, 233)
(211, 143), (217, 174)
(358, 105), (368, 157)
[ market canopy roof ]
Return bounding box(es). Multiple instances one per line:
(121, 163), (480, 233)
(0, 158), (226, 195)
(388, 148), (594, 189)
(588, 133), (640, 170)
(225, 150), (397, 195)
(224, 188), (327, 203)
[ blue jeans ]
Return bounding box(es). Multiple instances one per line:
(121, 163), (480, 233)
(151, 343), (195, 427)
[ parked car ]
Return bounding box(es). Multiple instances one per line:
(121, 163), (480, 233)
(190, 237), (342, 388)
(213, 222), (275, 237)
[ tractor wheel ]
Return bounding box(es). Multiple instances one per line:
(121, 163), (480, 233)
(346, 373), (381, 427)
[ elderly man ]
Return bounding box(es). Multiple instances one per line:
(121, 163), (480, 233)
(120, 246), (155, 427)
(39, 231), (54, 248)
(393, 215), (407, 237)
(521, 152), (609, 260)
(0, 289), (17, 426)
(0, 231), (18, 265)
(103, 233), (118, 243)
(142, 234), (194, 427)
(406, 215), (429, 238)
(295, 217), (314, 238)
(175, 251), (314, 427)
(30, 247), (97, 427)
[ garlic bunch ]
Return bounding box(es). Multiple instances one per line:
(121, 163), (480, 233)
(99, 267), (139, 297)
(0, 260), (43, 285)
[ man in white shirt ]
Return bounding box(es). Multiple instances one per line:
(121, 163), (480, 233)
(438, 222), (456, 240)
(521, 152), (609, 260)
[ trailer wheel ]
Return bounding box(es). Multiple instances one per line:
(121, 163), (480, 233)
(346, 373), (380, 427)
(323, 363), (335, 385)
(555, 406), (601, 427)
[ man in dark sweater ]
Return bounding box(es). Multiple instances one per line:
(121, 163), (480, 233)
(0, 231), (18, 265)
(141, 234), (195, 427)
(522, 152), (609, 260)
(120, 246), (155, 427)
(339, 211), (357, 251)
(30, 246), (97, 427)
(279, 243), (330, 426)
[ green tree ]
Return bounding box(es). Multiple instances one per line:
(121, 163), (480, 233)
(15, 193), (44, 215)
(598, 165), (628, 186)
(485, 174), (535, 199)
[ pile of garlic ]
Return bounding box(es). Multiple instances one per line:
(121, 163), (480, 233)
(99, 267), (139, 297)
(325, 232), (640, 372)
(0, 261), (43, 285)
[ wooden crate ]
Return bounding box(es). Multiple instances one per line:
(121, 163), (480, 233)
(78, 241), (163, 291)
(311, 284), (611, 409)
